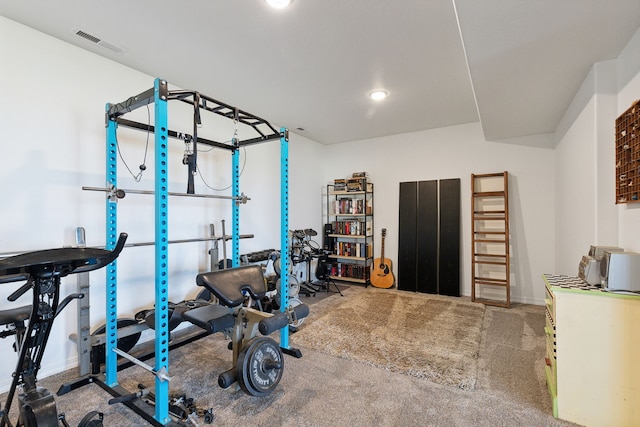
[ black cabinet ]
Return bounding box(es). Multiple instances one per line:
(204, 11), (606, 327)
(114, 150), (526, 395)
(398, 179), (460, 296)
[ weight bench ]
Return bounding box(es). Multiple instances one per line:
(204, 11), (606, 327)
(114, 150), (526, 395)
(182, 264), (309, 396)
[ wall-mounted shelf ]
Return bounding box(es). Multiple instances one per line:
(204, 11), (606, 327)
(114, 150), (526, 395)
(616, 99), (640, 204)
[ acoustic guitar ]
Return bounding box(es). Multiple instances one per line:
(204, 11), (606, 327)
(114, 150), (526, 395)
(371, 228), (395, 288)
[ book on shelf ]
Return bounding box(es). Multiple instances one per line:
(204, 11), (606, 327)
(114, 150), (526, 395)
(330, 180), (373, 193)
(332, 241), (372, 258)
(346, 178), (365, 192)
(333, 198), (368, 215)
(335, 241), (365, 257)
(329, 261), (370, 280)
(332, 220), (369, 235)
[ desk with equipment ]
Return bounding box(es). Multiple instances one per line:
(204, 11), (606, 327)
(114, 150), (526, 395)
(543, 273), (640, 426)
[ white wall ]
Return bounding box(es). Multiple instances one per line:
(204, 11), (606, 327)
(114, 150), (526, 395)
(0, 17), (161, 387)
(323, 122), (556, 305)
(553, 61), (617, 275)
(0, 17), (325, 390)
(616, 27), (640, 252)
(554, 26), (640, 275)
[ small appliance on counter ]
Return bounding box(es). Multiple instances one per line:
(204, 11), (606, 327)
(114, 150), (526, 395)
(588, 245), (623, 259)
(578, 256), (600, 285)
(578, 246), (623, 286)
(600, 251), (640, 292)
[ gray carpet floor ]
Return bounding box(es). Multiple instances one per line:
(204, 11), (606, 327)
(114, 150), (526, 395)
(1, 285), (581, 426)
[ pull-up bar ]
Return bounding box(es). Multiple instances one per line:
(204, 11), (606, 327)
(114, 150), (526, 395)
(106, 81), (283, 149)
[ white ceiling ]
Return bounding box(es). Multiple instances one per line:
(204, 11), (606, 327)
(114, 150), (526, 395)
(1, 0), (639, 145)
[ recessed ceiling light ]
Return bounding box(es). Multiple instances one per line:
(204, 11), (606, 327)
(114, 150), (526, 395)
(266, 0), (292, 8)
(369, 90), (389, 101)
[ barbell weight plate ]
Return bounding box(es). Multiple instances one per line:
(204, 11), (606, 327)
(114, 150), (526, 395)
(275, 275), (300, 300)
(288, 297), (305, 328)
(273, 256), (292, 277)
(236, 337), (284, 397)
(289, 275), (300, 297)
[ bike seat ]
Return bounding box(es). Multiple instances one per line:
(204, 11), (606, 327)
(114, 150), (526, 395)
(0, 305), (31, 327)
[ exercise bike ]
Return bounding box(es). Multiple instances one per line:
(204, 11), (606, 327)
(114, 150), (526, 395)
(0, 233), (128, 427)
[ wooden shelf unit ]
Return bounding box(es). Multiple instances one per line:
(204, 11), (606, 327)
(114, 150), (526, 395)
(616, 99), (640, 204)
(325, 179), (374, 285)
(471, 172), (510, 308)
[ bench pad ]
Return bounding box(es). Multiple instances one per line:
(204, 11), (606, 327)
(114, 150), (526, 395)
(196, 265), (266, 308)
(182, 304), (234, 334)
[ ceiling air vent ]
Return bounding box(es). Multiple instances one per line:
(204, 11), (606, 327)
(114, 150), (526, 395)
(73, 29), (126, 54)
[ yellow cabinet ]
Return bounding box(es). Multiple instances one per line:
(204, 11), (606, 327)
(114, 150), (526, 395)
(544, 274), (640, 426)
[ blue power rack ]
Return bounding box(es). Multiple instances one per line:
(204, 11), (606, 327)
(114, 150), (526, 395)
(102, 78), (293, 425)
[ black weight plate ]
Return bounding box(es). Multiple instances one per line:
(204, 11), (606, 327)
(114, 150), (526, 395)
(91, 318), (141, 364)
(236, 337), (283, 397)
(134, 308), (150, 323)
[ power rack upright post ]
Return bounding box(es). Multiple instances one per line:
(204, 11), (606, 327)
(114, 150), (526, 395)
(95, 78), (295, 425)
